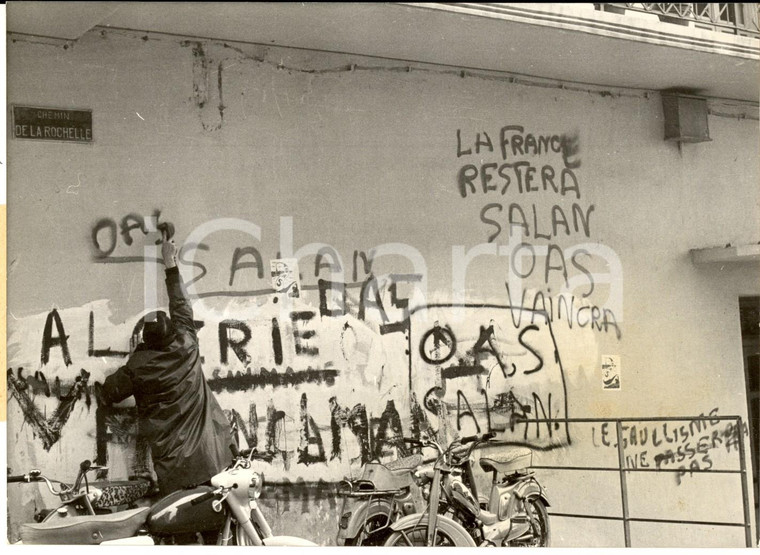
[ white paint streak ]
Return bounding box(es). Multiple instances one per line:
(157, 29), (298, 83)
(273, 92), (283, 119)
(66, 173), (83, 195)
(135, 112), (144, 121)
(127, 274), (136, 303)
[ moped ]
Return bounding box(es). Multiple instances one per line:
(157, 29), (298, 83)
(9, 459), (155, 544)
(383, 432), (550, 547)
(445, 432), (550, 546)
(9, 445), (317, 546)
(336, 452), (424, 545)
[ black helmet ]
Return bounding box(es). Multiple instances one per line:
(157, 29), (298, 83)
(142, 311), (174, 348)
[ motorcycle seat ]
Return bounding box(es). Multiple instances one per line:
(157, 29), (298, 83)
(479, 448), (532, 474)
(90, 479), (153, 509)
(19, 507), (150, 545)
(384, 454), (423, 473)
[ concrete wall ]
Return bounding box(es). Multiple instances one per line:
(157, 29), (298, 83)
(6, 28), (759, 546)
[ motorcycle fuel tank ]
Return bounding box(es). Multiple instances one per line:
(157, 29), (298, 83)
(146, 485), (226, 535)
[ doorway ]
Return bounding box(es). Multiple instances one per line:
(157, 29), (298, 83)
(739, 296), (759, 542)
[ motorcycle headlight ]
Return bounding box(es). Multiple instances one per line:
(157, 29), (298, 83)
(249, 472), (264, 499)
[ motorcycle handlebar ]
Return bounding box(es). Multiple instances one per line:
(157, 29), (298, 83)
(76, 460), (107, 474)
(402, 437), (423, 447)
(236, 448), (273, 462)
(460, 432), (497, 445)
(7, 475), (34, 483)
(8, 469), (44, 484)
(190, 490), (220, 506)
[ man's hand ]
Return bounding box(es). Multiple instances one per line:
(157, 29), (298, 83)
(161, 230), (178, 269)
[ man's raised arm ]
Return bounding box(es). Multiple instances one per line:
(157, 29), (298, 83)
(162, 231), (196, 340)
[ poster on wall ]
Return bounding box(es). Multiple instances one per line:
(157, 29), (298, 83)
(602, 355), (621, 390)
(270, 258), (300, 297)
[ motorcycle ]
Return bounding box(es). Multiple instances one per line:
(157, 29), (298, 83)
(8, 459), (154, 544)
(9, 445), (317, 546)
(336, 452), (424, 545)
(383, 432), (550, 547)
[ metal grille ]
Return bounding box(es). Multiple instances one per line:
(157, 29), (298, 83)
(599, 3), (760, 36)
(642, 3), (695, 17)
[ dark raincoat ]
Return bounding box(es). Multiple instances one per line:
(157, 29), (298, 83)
(102, 266), (232, 495)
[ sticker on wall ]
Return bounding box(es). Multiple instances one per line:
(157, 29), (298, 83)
(270, 258), (300, 297)
(602, 355), (621, 390)
(12, 106), (93, 143)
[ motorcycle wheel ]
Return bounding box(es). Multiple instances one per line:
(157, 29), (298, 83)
(438, 503), (482, 543)
(505, 498), (550, 547)
(342, 514), (393, 546)
(384, 521), (476, 547)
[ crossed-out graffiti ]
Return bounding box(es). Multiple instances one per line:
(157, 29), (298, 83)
(8, 297), (571, 484)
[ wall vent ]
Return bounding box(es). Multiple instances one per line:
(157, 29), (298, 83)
(661, 92), (711, 143)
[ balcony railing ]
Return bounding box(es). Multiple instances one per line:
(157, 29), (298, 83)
(597, 3), (760, 37)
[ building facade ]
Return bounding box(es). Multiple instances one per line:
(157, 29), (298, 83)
(6, 3), (760, 546)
